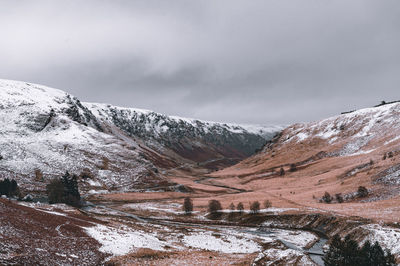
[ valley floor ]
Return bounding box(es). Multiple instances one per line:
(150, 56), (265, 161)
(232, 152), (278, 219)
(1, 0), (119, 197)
(2, 167), (400, 265)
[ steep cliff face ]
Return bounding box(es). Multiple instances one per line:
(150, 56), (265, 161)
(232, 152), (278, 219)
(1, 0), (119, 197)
(0, 79), (282, 192)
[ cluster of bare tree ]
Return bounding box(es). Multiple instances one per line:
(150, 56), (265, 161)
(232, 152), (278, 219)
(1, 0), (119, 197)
(182, 197), (272, 216)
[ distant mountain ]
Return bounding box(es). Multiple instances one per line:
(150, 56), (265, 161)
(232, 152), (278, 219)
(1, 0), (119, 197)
(0, 79), (282, 193)
(86, 103), (281, 164)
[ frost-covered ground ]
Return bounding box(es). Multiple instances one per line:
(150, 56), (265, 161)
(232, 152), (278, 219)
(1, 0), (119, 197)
(83, 215), (318, 260)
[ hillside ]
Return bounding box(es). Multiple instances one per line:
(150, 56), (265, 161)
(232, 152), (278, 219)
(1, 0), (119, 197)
(0, 79), (281, 193)
(86, 102), (278, 164)
(209, 101), (400, 221)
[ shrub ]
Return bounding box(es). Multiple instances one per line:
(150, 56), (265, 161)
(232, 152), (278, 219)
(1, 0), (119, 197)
(101, 157), (109, 170)
(263, 200), (272, 209)
(183, 197), (193, 215)
(208, 200), (222, 214)
(289, 164), (297, 172)
(335, 193), (344, 203)
(357, 186), (369, 198)
(279, 167), (285, 176)
(322, 192), (332, 203)
(80, 169), (93, 179)
(250, 201), (260, 214)
(237, 202), (244, 214)
(0, 178), (20, 197)
(229, 203), (235, 211)
(34, 169), (43, 182)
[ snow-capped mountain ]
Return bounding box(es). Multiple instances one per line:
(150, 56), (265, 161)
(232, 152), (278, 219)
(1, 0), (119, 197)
(86, 102), (281, 163)
(0, 79), (281, 193)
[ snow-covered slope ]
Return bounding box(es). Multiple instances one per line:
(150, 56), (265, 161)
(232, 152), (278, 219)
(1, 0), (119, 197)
(282, 102), (400, 153)
(0, 79), (281, 193)
(0, 80), (155, 192)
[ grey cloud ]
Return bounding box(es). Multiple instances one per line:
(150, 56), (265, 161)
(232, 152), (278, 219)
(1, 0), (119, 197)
(1, 0), (400, 125)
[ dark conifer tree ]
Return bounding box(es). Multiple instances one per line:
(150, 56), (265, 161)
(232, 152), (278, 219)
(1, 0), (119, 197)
(323, 234), (344, 266)
(384, 249), (397, 266)
(61, 172), (81, 207)
(46, 172), (81, 207)
(46, 179), (65, 204)
(342, 235), (362, 265)
(370, 241), (387, 266)
(0, 178), (19, 197)
(324, 235), (396, 266)
(360, 240), (373, 265)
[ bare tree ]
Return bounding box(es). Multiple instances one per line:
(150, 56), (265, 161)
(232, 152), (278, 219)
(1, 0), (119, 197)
(183, 197), (193, 215)
(322, 192), (332, 203)
(237, 202), (244, 214)
(208, 200), (222, 214)
(263, 200), (272, 209)
(279, 167), (285, 176)
(250, 201), (260, 214)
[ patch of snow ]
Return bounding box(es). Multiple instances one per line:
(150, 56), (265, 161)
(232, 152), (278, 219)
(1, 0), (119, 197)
(296, 132), (309, 142)
(40, 210), (67, 217)
(86, 179), (102, 187)
(385, 135), (400, 145)
(374, 164), (400, 185)
(254, 248), (314, 266)
(85, 224), (168, 256)
(87, 189), (109, 195)
(351, 149), (375, 156)
(336, 136), (372, 157)
(256, 228), (318, 249)
(123, 202), (181, 214)
(182, 231), (261, 253)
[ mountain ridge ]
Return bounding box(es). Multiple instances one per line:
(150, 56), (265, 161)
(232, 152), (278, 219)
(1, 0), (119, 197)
(0, 79), (282, 193)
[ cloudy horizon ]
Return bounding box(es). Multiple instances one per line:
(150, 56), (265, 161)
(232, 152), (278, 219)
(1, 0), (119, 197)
(1, 0), (400, 125)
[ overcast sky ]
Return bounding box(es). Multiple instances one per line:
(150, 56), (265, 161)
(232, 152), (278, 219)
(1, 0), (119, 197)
(1, 1), (400, 125)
